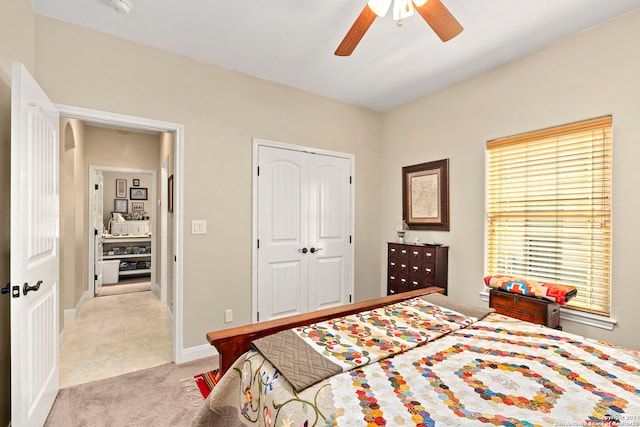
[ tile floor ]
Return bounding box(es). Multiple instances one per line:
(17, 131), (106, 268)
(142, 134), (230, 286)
(59, 290), (173, 388)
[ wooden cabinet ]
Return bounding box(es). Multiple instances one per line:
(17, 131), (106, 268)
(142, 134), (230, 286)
(387, 243), (448, 296)
(489, 289), (560, 329)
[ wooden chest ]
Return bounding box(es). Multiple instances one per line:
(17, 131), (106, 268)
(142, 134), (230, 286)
(489, 289), (560, 329)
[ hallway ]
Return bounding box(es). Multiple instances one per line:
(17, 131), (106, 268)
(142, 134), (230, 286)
(59, 291), (172, 388)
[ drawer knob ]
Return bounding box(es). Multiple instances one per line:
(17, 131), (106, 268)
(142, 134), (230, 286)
(424, 268), (432, 273)
(425, 253), (432, 257)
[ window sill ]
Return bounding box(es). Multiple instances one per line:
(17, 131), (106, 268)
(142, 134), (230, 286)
(478, 290), (617, 331)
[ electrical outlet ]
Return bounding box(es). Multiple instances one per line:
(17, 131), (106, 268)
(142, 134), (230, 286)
(224, 309), (233, 323)
(191, 220), (207, 234)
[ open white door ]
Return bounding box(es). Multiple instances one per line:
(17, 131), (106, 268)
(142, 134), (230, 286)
(10, 62), (60, 426)
(93, 170), (104, 295)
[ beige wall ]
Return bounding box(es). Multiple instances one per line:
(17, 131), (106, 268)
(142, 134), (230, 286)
(102, 171), (154, 227)
(0, 0), (36, 423)
(380, 9), (640, 350)
(60, 118), (87, 325)
(34, 16), (383, 349)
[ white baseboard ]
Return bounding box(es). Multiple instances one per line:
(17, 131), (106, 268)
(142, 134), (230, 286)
(64, 290), (92, 322)
(61, 290), (93, 348)
(177, 344), (218, 364)
(58, 328), (67, 348)
(151, 282), (160, 298)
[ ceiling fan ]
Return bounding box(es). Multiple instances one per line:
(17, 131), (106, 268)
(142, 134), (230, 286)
(335, 0), (463, 56)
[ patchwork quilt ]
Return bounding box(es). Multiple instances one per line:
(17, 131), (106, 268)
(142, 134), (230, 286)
(192, 299), (640, 427)
(484, 275), (578, 304)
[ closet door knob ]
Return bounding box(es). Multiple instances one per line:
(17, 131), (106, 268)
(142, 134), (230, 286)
(310, 247), (323, 254)
(298, 247), (308, 254)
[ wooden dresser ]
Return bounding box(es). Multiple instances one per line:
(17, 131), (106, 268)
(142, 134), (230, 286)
(489, 289), (560, 329)
(387, 243), (449, 296)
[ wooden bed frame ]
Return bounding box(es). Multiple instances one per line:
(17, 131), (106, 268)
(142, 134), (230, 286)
(206, 287), (444, 376)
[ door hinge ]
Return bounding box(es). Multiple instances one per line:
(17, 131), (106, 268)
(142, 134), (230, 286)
(349, 235), (352, 244)
(94, 229), (98, 236)
(349, 176), (352, 184)
(95, 184), (99, 190)
(94, 274), (98, 281)
(257, 166), (260, 176)
(257, 239), (260, 249)
(174, 255), (177, 262)
(12, 285), (20, 298)
(257, 312), (260, 322)
(349, 294), (352, 303)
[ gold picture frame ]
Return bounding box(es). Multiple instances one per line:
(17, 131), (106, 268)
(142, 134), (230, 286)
(402, 158), (449, 231)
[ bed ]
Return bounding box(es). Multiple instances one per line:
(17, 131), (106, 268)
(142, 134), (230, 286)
(193, 287), (640, 426)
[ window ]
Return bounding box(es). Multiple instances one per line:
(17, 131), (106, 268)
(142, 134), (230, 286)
(486, 116), (612, 316)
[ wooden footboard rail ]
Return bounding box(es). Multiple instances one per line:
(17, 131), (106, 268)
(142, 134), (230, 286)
(207, 287), (444, 376)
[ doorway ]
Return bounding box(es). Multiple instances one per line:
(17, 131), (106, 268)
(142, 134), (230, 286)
(91, 166), (156, 298)
(58, 104), (187, 365)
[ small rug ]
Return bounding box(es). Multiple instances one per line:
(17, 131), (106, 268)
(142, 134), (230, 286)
(181, 369), (220, 405)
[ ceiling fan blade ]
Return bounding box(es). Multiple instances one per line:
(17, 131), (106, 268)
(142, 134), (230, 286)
(335, 4), (378, 56)
(414, 0), (463, 42)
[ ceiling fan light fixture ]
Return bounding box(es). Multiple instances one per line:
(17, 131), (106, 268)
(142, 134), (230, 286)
(110, 0), (132, 15)
(367, 0), (392, 17)
(393, 0), (415, 21)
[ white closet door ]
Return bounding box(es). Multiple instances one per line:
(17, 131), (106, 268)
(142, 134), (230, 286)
(257, 147), (310, 321)
(256, 145), (352, 321)
(307, 154), (352, 311)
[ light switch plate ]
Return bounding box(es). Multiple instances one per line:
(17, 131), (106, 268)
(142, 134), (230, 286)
(191, 220), (207, 234)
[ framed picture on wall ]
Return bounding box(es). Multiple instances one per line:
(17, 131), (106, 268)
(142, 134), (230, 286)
(116, 179), (127, 198)
(130, 187), (148, 200)
(114, 199), (128, 213)
(131, 202), (144, 211)
(402, 158), (450, 231)
(132, 179), (140, 186)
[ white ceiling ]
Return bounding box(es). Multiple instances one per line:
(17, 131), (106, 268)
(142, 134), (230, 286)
(33, 0), (640, 112)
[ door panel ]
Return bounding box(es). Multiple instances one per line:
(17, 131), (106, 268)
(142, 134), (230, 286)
(269, 261), (304, 318)
(257, 147), (309, 321)
(11, 62), (60, 427)
(308, 155), (351, 312)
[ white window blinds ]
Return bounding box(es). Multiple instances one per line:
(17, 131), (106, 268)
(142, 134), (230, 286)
(486, 116), (612, 315)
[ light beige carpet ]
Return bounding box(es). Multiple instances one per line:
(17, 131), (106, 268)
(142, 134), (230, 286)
(45, 355), (218, 427)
